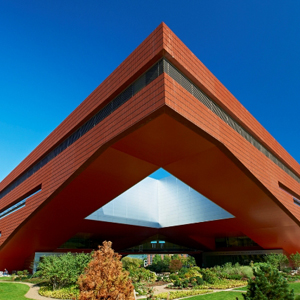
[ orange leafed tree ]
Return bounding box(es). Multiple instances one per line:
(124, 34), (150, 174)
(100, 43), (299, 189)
(78, 241), (134, 300)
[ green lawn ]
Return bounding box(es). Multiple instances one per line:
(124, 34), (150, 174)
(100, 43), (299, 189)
(233, 286), (247, 291)
(0, 282), (35, 300)
(288, 282), (300, 294)
(0, 276), (14, 281)
(234, 281), (300, 294)
(185, 291), (243, 300)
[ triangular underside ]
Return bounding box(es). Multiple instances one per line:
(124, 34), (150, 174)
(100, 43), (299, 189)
(86, 169), (234, 228)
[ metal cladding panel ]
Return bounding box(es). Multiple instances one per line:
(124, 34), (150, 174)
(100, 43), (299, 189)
(86, 172), (233, 228)
(157, 175), (233, 227)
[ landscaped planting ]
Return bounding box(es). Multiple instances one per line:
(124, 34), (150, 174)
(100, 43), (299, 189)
(155, 289), (210, 299)
(37, 251), (91, 290)
(39, 285), (79, 299)
(238, 263), (294, 300)
(4, 249), (300, 299)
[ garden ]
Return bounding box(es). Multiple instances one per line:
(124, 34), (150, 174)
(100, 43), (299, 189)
(1, 243), (300, 300)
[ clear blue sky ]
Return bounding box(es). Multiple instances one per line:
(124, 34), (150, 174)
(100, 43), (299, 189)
(1, 0), (300, 182)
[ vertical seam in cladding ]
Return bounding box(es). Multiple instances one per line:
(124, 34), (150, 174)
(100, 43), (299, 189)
(1, 58), (299, 203)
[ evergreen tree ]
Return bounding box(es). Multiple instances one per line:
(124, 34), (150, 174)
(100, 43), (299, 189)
(78, 241), (134, 300)
(241, 264), (294, 300)
(290, 252), (300, 269)
(265, 253), (289, 271)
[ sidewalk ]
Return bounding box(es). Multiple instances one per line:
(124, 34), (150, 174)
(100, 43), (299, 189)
(0, 280), (247, 300)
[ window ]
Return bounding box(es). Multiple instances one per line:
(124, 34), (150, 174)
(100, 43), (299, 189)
(159, 240), (165, 249)
(151, 241), (157, 248)
(0, 186), (41, 219)
(294, 198), (300, 207)
(279, 182), (300, 208)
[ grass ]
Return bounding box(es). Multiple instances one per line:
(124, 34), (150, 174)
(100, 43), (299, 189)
(184, 291), (243, 300)
(234, 281), (300, 294)
(288, 282), (300, 294)
(0, 276), (14, 281)
(0, 282), (35, 300)
(233, 286), (247, 291)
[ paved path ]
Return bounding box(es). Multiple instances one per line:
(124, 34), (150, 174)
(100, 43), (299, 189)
(153, 284), (170, 295)
(0, 280), (247, 300)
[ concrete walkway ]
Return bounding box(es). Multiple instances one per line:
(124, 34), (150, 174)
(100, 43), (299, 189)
(0, 280), (247, 300)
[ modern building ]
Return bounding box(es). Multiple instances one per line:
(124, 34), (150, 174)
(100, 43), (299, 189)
(1, 23), (300, 271)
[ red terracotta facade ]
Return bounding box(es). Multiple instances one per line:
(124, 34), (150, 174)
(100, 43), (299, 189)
(1, 23), (300, 271)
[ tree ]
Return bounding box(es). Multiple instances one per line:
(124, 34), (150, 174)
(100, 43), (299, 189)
(148, 255), (171, 273)
(78, 241), (134, 300)
(152, 254), (162, 265)
(171, 254), (180, 261)
(290, 252), (300, 269)
(181, 256), (196, 268)
(161, 255), (171, 271)
(241, 264), (294, 300)
(37, 252), (91, 290)
(265, 253), (289, 270)
(169, 259), (182, 273)
(121, 257), (143, 270)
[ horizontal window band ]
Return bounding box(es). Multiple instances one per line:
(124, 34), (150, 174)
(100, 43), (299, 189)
(278, 182), (300, 201)
(0, 58), (299, 201)
(0, 185), (41, 219)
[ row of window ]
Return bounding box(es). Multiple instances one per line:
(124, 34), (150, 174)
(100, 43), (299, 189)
(1, 58), (299, 202)
(163, 60), (300, 184)
(278, 182), (300, 208)
(0, 187), (41, 220)
(0, 60), (164, 201)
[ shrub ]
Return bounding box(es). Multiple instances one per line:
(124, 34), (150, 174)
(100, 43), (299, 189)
(189, 277), (197, 287)
(212, 263), (253, 279)
(183, 267), (201, 278)
(182, 279), (189, 288)
(133, 282), (151, 296)
(290, 252), (300, 269)
(173, 279), (181, 287)
(78, 241), (134, 300)
(178, 267), (188, 277)
(195, 276), (203, 285)
(37, 252), (91, 290)
(199, 269), (218, 284)
(227, 274), (243, 280)
(148, 255), (171, 273)
(240, 264), (294, 300)
(239, 266), (253, 279)
(129, 267), (156, 283)
(282, 267), (292, 273)
(39, 285), (79, 299)
(264, 253), (289, 270)
(155, 289), (209, 299)
(169, 274), (179, 281)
